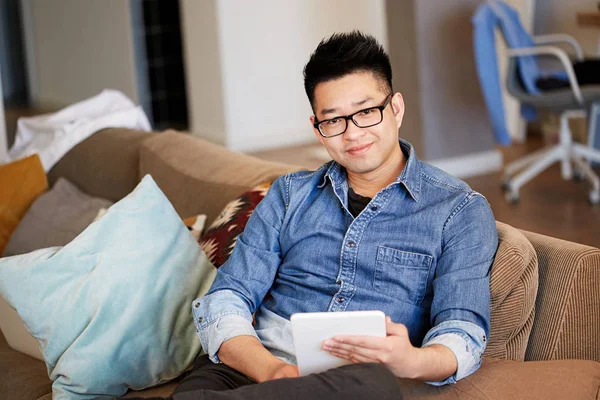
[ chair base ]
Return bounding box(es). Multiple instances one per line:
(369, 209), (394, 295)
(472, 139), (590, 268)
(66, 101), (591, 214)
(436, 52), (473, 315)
(502, 110), (600, 205)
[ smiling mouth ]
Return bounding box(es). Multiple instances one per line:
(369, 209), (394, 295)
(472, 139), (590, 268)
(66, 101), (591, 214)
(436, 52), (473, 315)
(347, 143), (372, 156)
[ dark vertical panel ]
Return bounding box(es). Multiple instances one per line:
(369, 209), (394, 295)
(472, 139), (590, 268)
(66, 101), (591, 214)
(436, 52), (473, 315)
(0, 0), (29, 105)
(142, 0), (188, 130)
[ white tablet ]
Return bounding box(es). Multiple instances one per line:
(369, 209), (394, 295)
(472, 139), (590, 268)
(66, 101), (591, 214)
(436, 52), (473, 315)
(290, 310), (386, 376)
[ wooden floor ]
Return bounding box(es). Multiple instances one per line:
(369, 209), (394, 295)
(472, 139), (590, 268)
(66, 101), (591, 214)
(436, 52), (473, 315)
(250, 138), (600, 248)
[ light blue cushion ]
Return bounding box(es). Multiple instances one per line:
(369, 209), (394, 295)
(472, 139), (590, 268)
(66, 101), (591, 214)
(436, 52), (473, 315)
(0, 175), (217, 399)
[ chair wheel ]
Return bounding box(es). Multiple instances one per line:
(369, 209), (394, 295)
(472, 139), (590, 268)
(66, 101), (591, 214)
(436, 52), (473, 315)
(573, 170), (585, 181)
(590, 190), (600, 205)
(500, 177), (511, 191)
(505, 190), (520, 204)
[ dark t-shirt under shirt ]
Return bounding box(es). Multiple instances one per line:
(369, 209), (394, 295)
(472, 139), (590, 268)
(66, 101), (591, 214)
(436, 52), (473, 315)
(348, 187), (372, 217)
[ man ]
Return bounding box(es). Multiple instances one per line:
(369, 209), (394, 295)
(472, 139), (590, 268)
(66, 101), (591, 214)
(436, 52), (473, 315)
(136, 31), (498, 400)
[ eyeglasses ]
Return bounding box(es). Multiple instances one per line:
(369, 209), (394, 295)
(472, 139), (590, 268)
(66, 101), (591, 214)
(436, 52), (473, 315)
(313, 94), (393, 138)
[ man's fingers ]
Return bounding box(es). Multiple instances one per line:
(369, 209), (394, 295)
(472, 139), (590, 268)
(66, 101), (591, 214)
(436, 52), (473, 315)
(323, 340), (383, 361)
(329, 335), (385, 350)
(328, 348), (375, 364)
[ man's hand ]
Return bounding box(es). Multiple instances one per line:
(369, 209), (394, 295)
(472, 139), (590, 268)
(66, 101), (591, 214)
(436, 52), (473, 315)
(321, 316), (457, 381)
(218, 335), (299, 383)
(263, 361), (300, 381)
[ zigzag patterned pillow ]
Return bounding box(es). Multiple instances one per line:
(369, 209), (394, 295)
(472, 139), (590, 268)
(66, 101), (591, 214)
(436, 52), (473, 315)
(199, 182), (272, 268)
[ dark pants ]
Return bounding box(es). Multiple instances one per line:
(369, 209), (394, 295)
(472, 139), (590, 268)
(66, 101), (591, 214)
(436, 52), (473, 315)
(168, 354), (402, 400)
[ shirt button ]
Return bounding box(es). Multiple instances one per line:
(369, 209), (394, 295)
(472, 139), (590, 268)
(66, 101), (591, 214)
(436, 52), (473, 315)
(336, 280), (342, 285)
(337, 297), (345, 303)
(347, 241), (355, 247)
(194, 302), (201, 308)
(371, 205), (378, 211)
(197, 317), (203, 323)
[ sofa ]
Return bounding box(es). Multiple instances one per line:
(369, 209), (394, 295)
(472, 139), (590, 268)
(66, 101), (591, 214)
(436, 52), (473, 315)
(1, 128), (599, 399)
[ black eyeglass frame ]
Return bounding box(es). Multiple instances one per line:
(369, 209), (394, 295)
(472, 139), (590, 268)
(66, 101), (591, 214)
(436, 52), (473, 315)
(313, 94), (393, 138)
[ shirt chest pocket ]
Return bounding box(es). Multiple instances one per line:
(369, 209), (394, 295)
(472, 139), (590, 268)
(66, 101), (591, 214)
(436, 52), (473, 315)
(374, 246), (433, 305)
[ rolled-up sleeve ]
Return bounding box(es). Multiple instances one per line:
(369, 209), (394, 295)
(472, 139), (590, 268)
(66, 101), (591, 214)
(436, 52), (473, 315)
(422, 320), (487, 385)
(426, 193), (498, 385)
(192, 290), (258, 363)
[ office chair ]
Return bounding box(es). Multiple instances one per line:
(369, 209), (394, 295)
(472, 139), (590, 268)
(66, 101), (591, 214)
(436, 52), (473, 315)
(480, 0), (600, 204)
(502, 41), (600, 204)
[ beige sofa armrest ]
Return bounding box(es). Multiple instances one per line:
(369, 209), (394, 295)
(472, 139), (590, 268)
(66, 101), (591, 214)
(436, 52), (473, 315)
(139, 130), (304, 224)
(520, 230), (600, 362)
(397, 358), (600, 399)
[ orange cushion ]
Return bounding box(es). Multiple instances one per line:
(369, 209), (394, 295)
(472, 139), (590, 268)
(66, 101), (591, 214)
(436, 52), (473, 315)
(0, 155), (48, 256)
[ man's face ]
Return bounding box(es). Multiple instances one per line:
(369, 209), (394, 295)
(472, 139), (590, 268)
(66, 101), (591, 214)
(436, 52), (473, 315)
(310, 71), (405, 176)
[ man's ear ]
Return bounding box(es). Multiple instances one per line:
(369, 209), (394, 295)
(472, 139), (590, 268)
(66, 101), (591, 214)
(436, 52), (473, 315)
(391, 93), (405, 128)
(310, 115), (326, 145)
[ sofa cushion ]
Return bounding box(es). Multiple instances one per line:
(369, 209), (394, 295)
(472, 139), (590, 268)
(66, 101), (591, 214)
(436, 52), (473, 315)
(200, 181), (271, 267)
(139, 130), (302, 225)
(48, 128), (152, 202)
(397, 357), (600, 399)
(4, 177), (113, 256)
(0, 154), (48, 256)
(484, 222), (538, 361)
(0, 176), (217, 399)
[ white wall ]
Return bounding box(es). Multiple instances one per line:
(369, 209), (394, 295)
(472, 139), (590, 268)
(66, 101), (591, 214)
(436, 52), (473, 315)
(24, 0), (138, 109)
(180, 0), (226, 146)
(181, 0), (387, 152)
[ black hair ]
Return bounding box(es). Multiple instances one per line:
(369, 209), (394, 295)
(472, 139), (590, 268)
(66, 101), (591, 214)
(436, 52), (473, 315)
(303, 31), (392, 111)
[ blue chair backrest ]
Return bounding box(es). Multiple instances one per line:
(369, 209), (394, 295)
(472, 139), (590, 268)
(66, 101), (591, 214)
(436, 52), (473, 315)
(472, 0), (541, 146)
(475, 0), (541, 94)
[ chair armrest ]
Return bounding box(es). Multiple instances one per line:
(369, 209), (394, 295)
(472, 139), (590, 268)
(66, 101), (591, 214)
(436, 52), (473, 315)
(533, 34), (585, 61)
(506, 45), (584, 104)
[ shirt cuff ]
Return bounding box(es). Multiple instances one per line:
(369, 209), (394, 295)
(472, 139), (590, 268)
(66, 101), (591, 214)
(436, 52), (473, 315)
(192, 290), (258, 363)
(421, 320), (487, 386)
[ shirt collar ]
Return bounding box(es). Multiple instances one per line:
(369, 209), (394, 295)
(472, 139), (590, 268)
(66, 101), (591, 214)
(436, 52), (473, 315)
(318, 139), (421, 202)
(396, 139), (421, 201)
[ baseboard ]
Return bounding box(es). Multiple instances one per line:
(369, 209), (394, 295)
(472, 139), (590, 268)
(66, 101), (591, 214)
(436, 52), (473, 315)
(428, 150), (503, 179)
(309, 148), (503, 180)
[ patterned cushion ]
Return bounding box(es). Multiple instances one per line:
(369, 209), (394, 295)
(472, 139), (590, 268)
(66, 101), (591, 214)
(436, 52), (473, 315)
(199, 182), (272, 267)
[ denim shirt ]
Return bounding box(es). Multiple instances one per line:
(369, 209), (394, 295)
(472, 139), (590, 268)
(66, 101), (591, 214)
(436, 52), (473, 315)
(193, 140), (498, 385)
